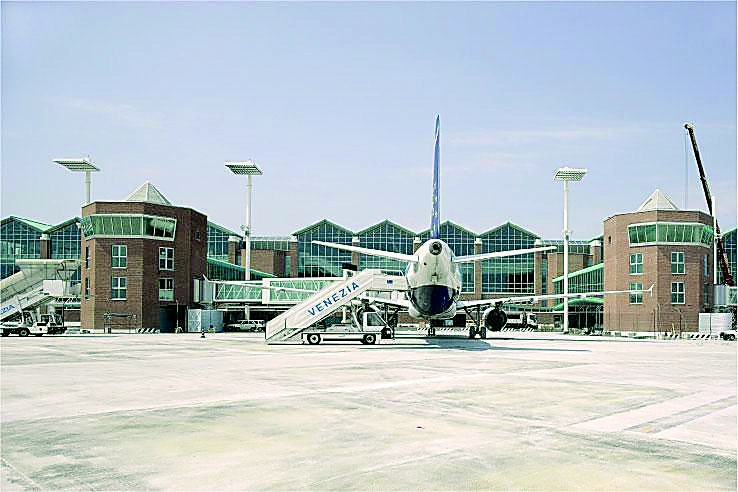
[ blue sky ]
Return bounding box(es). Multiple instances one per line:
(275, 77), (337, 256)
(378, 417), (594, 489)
(2, 1), (736, 240)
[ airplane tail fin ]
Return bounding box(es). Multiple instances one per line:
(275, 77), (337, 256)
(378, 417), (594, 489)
(430, 115), (441, 239)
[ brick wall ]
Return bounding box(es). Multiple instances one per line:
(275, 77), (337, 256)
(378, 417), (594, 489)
(80, 201), (207, 331)
(603, 210), (712, 332)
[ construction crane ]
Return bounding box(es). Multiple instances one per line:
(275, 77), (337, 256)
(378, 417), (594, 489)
(684, 122), (734, 286)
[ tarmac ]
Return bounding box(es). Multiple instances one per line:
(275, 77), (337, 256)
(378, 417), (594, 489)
(1, 331), (736, 491)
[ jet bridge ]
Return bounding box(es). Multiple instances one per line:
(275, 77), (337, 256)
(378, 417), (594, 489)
(265, 269), (407, 344)
(0, 259), (80, 322)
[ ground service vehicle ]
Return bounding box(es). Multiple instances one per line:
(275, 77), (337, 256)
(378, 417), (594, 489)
(504, 312), (538, 329)
(301, 311), (385, 345)
(1, 313), (65, 337)
(719, 329), (736, 341)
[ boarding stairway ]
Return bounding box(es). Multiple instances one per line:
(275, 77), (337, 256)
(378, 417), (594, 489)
(0, 259), (80, 322)
(265, 269), (407, 344)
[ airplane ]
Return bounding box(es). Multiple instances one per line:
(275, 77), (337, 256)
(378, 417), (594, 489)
(312, 115), (651, 339)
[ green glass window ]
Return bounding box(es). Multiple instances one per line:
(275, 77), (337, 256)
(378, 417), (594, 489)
(671, 282), (684, 304)
(80, 214), (176, 240)
(159, 247), (174, 270)
(112, 244), (127, 268)
(704, 283), (710, 305)
(628, 222), (713, 247)
(629, 253), (643, 274)
(671, 252), (684, 274)
(111, 276), (127, 300)
(629, 282), (643, 304)
(159, 278), (173, 301)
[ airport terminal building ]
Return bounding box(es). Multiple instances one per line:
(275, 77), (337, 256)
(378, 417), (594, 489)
(1, 183), (735, 333)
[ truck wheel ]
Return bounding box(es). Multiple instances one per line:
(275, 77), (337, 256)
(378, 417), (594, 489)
(363, 334), (376, 345)
(730, 334), (736, 341)
(18, 328), (30, 337)
(307, 333), (321, 345)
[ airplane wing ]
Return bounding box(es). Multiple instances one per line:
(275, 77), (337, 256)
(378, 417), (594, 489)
(312, 240), (418, 263)
(457, 285), (654, 309)
(453, 245), (556, 263)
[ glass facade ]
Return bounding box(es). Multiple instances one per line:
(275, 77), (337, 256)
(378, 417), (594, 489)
(628, 222), (713, 246)
(357, 221), (414, 275)
(553, 263), (604, 295)
(214, 283), (264, 302)
(480, 223), (538, 294)
(296, 220), (353, 277)
(80, 214), (176, 240)
(252, 236), (292, 251)
(207, 222), (238, 261)
(539, 239), (592, 255)
(261, 279), (335, 303)
(49, 220), (81, 260)
(718, 228), (736, 285)
(0, 217), (47, 279)
(206, 257), (275, 281)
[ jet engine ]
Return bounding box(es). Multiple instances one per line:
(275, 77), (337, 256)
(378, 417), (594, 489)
(482, 306), (507, 331)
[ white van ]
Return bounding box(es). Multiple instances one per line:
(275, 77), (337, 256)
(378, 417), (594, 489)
(504, 312), (538, 329)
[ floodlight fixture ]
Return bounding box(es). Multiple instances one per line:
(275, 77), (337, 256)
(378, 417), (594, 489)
(53, 157), (101, 205)
(554, 167), (587, 182)
(553, 166), (587, 335)
(225, 160), (263, 284)
(225, 160), (263, 176)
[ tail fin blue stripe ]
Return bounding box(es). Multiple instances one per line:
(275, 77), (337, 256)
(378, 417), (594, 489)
(431, 115), (441, 239)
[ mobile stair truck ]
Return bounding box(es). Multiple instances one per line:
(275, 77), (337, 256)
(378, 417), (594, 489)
(265, 269), (407, 345)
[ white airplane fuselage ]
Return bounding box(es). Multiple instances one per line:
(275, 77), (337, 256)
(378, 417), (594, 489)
(405, 239), (462, 320)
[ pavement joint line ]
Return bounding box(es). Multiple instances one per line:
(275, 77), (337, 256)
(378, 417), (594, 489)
(1, 456), (43, 490)
(569, 389), (737, 433)
(626, 396), (737, 434)
(2, 373), (492, 424)
(306, 439), (484, 488)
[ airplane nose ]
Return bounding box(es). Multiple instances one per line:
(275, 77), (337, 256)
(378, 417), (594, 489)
(429, 241), (442, 256)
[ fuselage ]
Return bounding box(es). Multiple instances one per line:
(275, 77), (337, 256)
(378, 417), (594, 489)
(405, 239), (461, 319)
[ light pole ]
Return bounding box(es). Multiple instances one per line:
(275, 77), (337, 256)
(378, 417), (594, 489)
(53, 157), (100, 206)
(554, 167), (587, 334)
(225, 160), (263, 282)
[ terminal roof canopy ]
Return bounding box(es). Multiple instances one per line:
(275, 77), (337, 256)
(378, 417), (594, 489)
(637, 189), (679, 212)
(124, 182), (172, 206)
